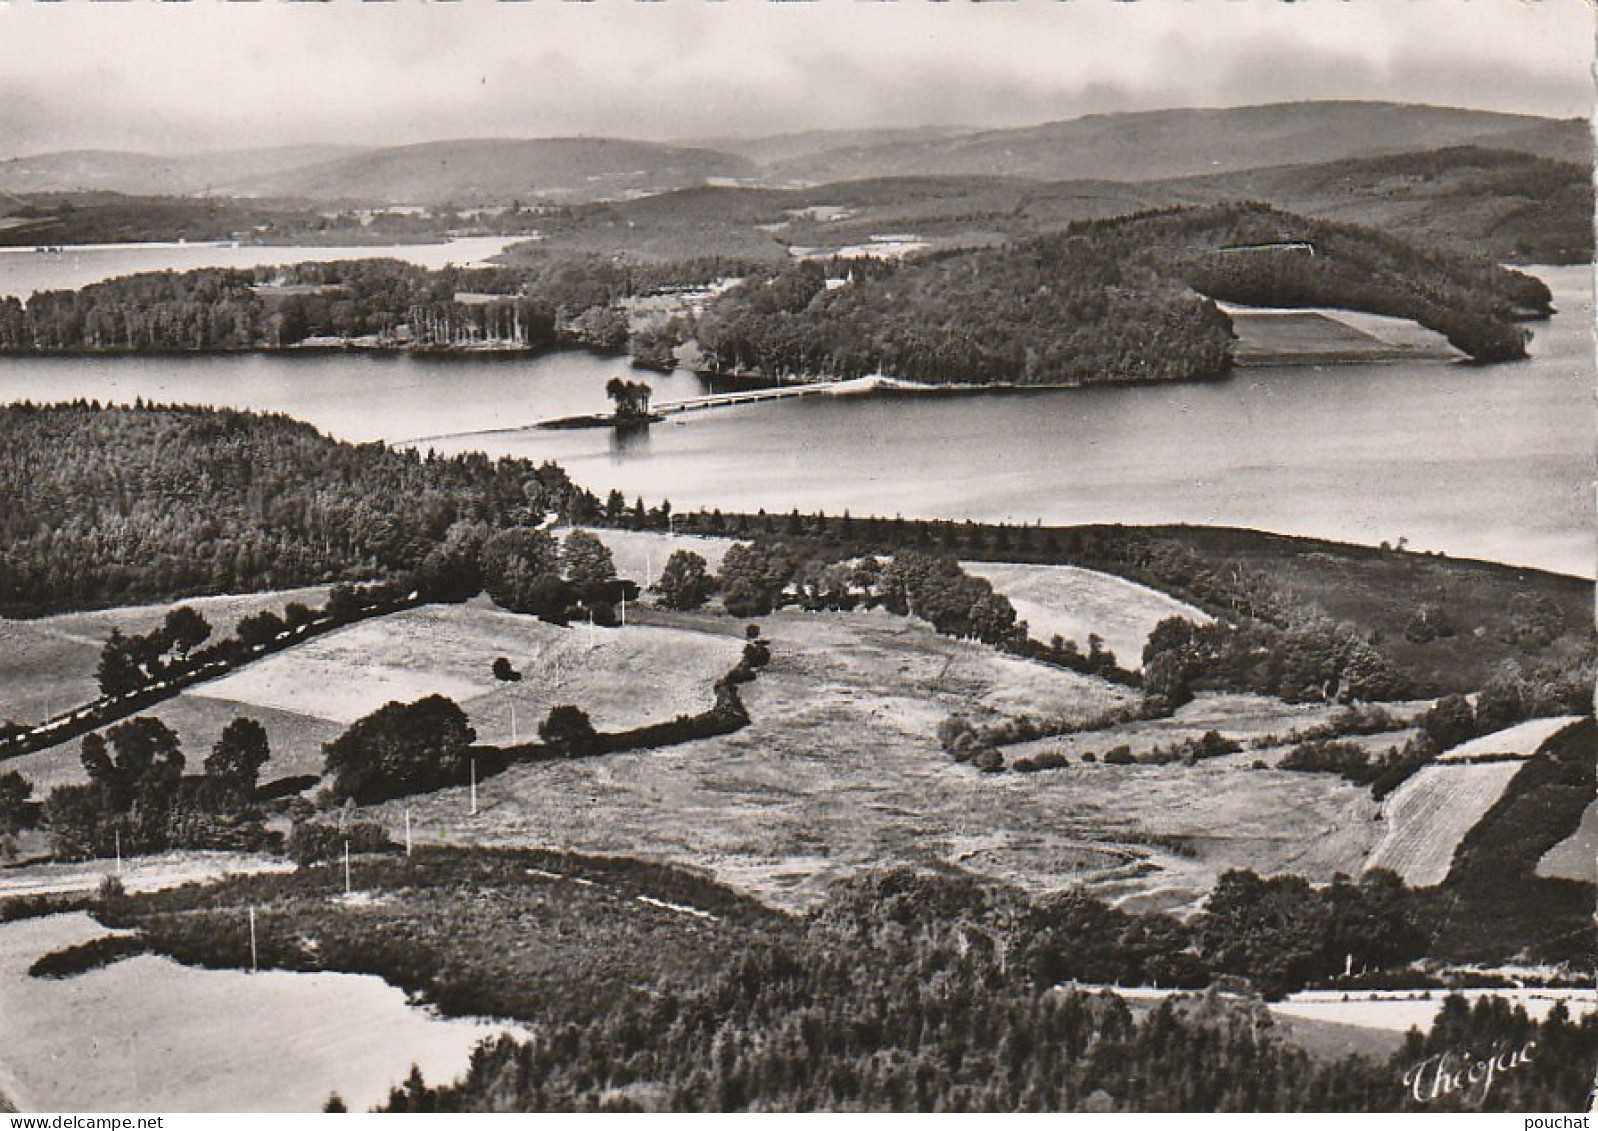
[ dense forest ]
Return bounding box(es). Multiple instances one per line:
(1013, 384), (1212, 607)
(690, 202), (1549, 383)
(0, 402), (599, 615)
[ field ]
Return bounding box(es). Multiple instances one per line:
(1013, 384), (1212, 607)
(1537, 800), (1598, 882)
(1434, 715), (1585, 762)
(574, 527), (738, 587)
(189, 603), (742, 738)
(1224, 307), (1458, 364)
(1272, 988), (1598, 1035)
(1363, 762), (1526, 887)
(9, 602), (744, 790)
(0, 912), (509, 1112)
(369, 610), (1377, 914)
(960, 561), (1209, 670)
(0, 587), (330, 727)
(0, 852), (292, 900)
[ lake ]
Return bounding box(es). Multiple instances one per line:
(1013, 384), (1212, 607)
(0, 253), (1589, 578)
(0, 236), (520, 298)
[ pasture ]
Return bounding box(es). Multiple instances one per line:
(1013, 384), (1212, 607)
(0, 912), (508, 1112)
(960, 561), (1209, 670)
(574, 527), (738, 588)
(10, 602), (743, 790)
(1363, 761), (1526, 887)
(0, 587), (330, 727)
(372, 610), (1374, 914)
(190, 604), (742, 743)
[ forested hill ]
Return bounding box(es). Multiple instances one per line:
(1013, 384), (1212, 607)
(691, 202), (1551, 386)
(0, 402), (600, 616)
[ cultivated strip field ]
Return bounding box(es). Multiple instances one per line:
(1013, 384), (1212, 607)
(0, 587), (329, 726)
(1273, 988), (1598, 1033)
(1537, 800), (1598, 882)
(1433, 715), (1585, 762)
(0, 913), (509, 1112)
(1007, 692), (1367, 763)
(960, 561), (1209, 670)
(1363, 761), (1525, 887)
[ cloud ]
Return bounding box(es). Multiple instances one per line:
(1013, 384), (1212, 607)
(0, 0), (1589, 154)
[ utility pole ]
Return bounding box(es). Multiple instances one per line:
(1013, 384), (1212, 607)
(620, 592), (627, 627)
(343, 839), (352, 896)
(114, 830), (122, 875)
(248, 906), (258, 974)
(404, 807), (413, 857)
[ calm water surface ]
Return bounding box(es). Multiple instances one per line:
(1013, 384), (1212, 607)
(0, 254), (1589, 578)
(0, 236), (519, 298)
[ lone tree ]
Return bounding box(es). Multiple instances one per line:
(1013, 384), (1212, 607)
(324, 696), (477, 803)
(561, 530), (618, 595)
(539, 705), (601, 758)
(204, 717), (271, 801)
(95, 628), (146, 698)
(491, 657), (523, 683)
(654, 549), (713, 611)
(0, 770), (34, 857)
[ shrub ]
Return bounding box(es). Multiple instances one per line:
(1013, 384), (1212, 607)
(1104, 746), (1135, 765)
(539, 705), (603, 758)
(1280, 740), (1373, 779)
(971, 746), (1005, 773)
(286, 819), (396, 865)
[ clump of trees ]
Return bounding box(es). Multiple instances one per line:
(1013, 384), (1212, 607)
(323, 696), (478, 804)
(42, 715), (273, 859)
(538, 705), (603, 758)
(95, 606), (213, 697)
(604, 377), (654, 422)
(1141, 613), (1406, 711)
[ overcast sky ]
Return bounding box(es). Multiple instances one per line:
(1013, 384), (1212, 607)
(0, 0), (1590, 155)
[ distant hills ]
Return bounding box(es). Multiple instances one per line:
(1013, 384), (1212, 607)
(757, 102), (1590, 185)
(0, 145), (370, 197)
(240, 138), (758, 205)
(0, 101), (1589, 263)
(2, 101), (1587, 204)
